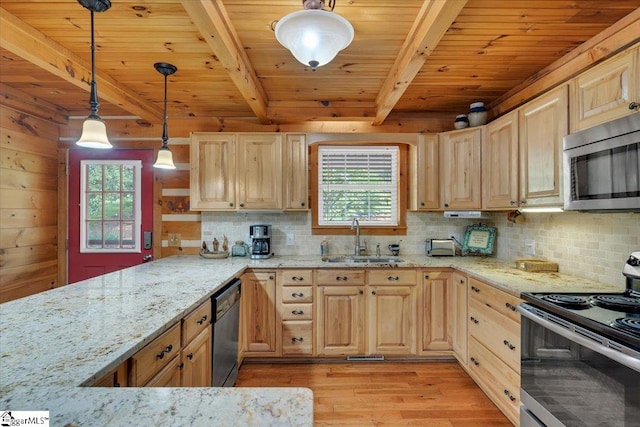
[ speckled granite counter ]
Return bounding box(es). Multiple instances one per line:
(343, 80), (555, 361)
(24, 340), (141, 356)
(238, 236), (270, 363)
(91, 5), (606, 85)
(0, 253), (623, 425)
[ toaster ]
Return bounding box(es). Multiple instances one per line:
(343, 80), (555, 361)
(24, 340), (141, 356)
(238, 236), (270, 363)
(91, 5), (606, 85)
(426, 239), (456, 256)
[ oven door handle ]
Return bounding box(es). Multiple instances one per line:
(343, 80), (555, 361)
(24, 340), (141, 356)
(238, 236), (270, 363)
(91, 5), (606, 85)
(518, 304), (640, 373)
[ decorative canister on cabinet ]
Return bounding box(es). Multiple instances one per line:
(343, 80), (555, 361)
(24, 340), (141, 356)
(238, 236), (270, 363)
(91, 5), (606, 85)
(231, 240), (249, 257)
(468, 102), (487, 126)
(454, 114), (469, 129)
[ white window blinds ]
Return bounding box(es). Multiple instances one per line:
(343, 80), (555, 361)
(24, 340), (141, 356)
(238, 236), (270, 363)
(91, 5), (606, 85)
(318, 146), (399, 226)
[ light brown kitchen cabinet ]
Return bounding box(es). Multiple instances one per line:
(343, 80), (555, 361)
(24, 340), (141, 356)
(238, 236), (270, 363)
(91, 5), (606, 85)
(451, 271), (468, 367)
(421, 270), (452, 353)
(181, 325), (212, 387)
(241, 270), (278, 355)
(518, 85), (568, 208)
(190, 133), (236, 210)
(283, 134), (309, 211)
(129, 322), (181, 386)
(144, 354), (182, 387)
(277, 269), (314, 356)
(236, 134), (283, 210)
(411, 134), (439, 210)
(571, 47), (639, 132)
(91, 361), (128, 387)
(482, 111), (519, 210)
(439, 127), (482, 210)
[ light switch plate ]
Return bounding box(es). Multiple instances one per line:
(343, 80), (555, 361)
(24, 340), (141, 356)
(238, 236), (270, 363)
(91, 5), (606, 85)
(286, 233), (295, 246)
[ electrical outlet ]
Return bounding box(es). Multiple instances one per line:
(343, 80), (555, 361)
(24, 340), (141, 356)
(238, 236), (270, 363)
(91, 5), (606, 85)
(286, 233), (295, 246)
(524, 239), (536, 256)
(168, 233), (181, 247)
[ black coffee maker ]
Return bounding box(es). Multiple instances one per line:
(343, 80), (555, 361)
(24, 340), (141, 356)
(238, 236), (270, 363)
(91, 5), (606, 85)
(250, 225), (272, 259)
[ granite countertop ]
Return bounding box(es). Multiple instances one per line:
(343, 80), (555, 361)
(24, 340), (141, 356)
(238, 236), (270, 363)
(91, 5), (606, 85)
(0, 253), (623, 425)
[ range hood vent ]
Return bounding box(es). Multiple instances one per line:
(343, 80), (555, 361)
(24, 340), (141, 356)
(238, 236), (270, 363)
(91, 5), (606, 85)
(443, 211), (490, 219)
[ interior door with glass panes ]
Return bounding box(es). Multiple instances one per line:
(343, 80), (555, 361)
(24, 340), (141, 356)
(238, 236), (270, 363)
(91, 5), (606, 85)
(68, 149), (154, 284)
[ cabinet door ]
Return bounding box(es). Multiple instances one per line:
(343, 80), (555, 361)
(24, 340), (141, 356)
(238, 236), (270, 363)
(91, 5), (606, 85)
(181, 325), (212, 387)
(241, 271), (277, 354)
(571, 48), (638, 132)
(518, 85), (568, 207)
(451, 272), (468, 367)
(413, 134), (439, 210)
(440, 128), (482, 209)
(284, 134), (309, 210)
(483, 111), (519, 210)
(190, 133), (236, 210)
(421, 271), (451, 352)
(316, 285), (364, 355)
(367, 285), (417, 355)
(144, 355), (182, 387)
(92, 362), (128, 387)
(236, 134), (283, 210)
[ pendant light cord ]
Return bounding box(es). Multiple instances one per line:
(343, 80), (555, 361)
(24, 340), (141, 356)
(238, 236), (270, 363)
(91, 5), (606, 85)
(88, 10), (100, 119)
(162, 73), (169, 148)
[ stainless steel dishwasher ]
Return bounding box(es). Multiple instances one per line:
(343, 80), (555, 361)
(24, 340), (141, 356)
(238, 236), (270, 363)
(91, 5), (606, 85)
(212, 278), (241, 387)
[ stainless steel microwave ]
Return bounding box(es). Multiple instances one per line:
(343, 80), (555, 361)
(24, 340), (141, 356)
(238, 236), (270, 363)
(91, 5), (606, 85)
(563, 114), (640, 211)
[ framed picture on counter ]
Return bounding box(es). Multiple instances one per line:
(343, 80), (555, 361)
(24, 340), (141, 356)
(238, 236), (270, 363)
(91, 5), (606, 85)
(462, 224), (496, 255)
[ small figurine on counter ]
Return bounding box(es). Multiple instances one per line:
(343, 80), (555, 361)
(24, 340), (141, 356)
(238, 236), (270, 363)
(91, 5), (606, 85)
(212, 238), (219, 252)
(202, 241), (208, 251)
(222, 235), (229, 252)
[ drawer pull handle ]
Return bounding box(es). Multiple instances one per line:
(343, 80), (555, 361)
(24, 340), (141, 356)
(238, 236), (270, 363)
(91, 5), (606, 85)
(471, 286), (480, 293)
(156, 344), (174, 360)
(387, 276), (399, 281)
(165, 344), (173, 353)
(470, 316), (479, 324)
(503, 340), (516, 350)
(336, 276), (348, 281)
(292, 276), (304, 281)
(292, 310), (304, 315)
(196, 315), (208, 325)
(292, 337), (304, 343)
(269, 275), (274, 280)
(503, 389), (516, 402)
(178, 362), (184, 370)
(156, 351), (165, 360)
(187, 353), (194, 360)
(371, 290), (377, 295)
(291, 292), (304, 298)
(470, 357), (479, 366)
(505, 302), (517, 311)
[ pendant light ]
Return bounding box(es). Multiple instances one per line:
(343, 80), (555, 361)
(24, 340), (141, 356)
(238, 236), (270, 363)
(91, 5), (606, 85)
(76, 0), (112, 149)
(275, 0), (354, 71)
(152, 62), (178, 170)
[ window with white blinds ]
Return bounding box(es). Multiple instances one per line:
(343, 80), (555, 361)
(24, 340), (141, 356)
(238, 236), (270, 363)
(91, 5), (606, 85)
(318, 146), (399, 226)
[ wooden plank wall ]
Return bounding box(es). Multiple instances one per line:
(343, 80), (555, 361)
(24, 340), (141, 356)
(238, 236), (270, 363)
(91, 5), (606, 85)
(0, 105), (59, 303)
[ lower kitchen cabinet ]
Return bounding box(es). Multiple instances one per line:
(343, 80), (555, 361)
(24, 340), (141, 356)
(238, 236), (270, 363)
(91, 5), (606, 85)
(129, 323), (182, 386)
(281, 320), (313, 355)
(451, 271), (468, 367)
(92, 361), (128, 387)
(181, 325), (212, 387)
(145, 355), (182, 387)
(421, 270), (452, 353)
(316, 284), (365, 356)
(241, 270), (278, 355)
(277, 269), (314, 356)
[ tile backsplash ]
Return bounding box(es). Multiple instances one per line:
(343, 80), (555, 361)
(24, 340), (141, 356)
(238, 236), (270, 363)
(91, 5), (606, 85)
(201, 211), (639, 286)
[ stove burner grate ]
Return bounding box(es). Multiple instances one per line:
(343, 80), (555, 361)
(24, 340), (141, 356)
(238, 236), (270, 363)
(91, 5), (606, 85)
(542, 294), (591, 309)
(590, 295), (640, 312)
(612, 317), (640, 335)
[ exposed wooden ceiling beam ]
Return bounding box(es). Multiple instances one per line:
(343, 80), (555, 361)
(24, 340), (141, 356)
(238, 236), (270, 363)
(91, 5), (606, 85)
(181, 0), (270, 125)
(0, 7), (163, 124)
(0, 82), (69, 125)
(373, 0), (467, 126)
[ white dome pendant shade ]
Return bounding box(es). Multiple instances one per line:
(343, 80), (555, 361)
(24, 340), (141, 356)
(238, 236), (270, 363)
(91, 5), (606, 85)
(275, 8), (354, 70)
(153, 147), (176, 169)
(77, 118), (111, 149)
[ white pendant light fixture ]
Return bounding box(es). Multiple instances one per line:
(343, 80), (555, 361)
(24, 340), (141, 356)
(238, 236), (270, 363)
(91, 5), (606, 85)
(275, 0), (354, 71)
(76, 0), (112, 149)
(153, 62), (178, 170)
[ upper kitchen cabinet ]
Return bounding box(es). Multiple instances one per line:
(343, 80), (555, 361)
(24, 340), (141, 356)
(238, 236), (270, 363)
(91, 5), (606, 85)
(283, 134), (309, 211)
(411, 134), (439, 211)
(236, 134), (283, 210)
(190, 133), (287, 211)
(190, 133), (236, 210)
(570, 46), (639, 133)
(482, 111), (519, 210)
(439, 127), (482, 210)
(518, 85), (568, 208)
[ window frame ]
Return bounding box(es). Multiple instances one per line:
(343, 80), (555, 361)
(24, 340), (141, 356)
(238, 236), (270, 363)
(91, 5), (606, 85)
(310, 142), (408, 236)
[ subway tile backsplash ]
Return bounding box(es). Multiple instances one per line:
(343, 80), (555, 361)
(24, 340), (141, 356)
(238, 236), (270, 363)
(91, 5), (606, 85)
(201, 211), (639, 287)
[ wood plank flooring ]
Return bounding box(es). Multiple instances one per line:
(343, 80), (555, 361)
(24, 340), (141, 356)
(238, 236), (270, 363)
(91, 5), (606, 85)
(236, 361), (512, 426)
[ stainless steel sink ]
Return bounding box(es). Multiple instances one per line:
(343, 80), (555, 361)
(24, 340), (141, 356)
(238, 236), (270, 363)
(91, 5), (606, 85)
(321, 256), (404, 264)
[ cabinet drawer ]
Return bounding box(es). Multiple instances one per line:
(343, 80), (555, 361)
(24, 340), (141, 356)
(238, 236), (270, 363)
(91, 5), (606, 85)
(280, 303), (313, 320)
(282, 321), (313, 355)
(182, 299), (211, 345)
(368, 269), (417, 285)
(316, 269), (365, 285)
(279, 269), (313, 286)
(468, 298), (520, 373)
(281, 286), (312, 303)
(468, 336), (520, 425)
(469, 278), (522, 323)
(144, 354), (182, 387)
(130, 323), (181, 386)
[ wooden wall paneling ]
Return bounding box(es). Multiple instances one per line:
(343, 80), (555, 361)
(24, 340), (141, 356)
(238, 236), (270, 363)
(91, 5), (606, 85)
(57, 149), (67, 287)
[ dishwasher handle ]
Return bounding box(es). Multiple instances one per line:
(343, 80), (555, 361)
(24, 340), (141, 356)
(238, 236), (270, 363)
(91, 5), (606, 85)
(214, 278), (241, 323)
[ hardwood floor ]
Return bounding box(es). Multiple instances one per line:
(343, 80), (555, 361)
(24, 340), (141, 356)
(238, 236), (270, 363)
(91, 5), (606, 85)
(236, 361), (512, 426)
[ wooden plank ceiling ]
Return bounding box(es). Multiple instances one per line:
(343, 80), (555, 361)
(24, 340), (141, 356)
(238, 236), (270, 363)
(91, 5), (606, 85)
(0, 0), (638, 127)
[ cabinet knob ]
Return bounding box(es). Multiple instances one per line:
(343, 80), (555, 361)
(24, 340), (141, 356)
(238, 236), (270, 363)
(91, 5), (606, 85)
(292, 310), (304, 315)
(470, 357), (479, 366)
(292, 292), (304, 298)
(269, 275), (274, 280)
(359, 290), (364, 295)
(470, 316), (479, 324)
(239, 203), (245, 207)
(196, 315), (208, 325)
(459, 279), (465, 284)
(424, 275), (429, 279)
(187, 353), (194, 360)
(371, 290), (377, 295)
(301, 202), (306, 207)
(503, 339), (516, 350)
(471, 286), (480, 293)
(387, 276), (399, 281)
(509, 200), (516, 206)
(444, 203), (449, 208)
(178, 362), (184, 370)
(292, 337), (304, 342)
(629, 102), (639, 111)
(229, 202), (234, 207)
(519, 199), (526, 206)
(503, 389), (516, 402)
(420, 202), (425, 206)
(505, 302), (517, 311)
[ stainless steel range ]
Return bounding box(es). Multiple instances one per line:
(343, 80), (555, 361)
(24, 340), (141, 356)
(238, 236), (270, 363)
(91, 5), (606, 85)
(517, 252), (640, 427)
